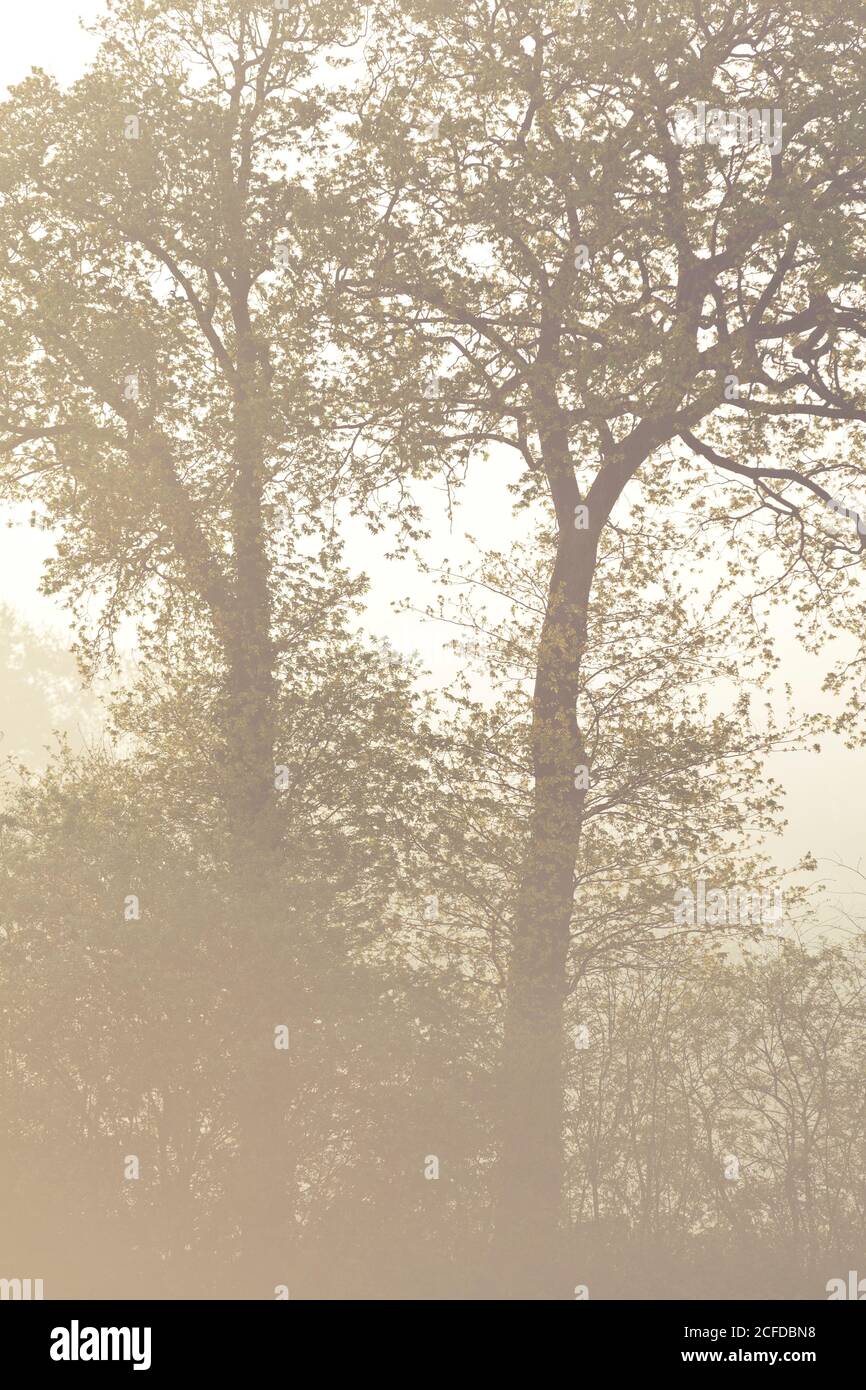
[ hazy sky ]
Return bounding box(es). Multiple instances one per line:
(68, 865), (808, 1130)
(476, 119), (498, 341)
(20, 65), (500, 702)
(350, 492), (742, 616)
(2, 1), (865, 915)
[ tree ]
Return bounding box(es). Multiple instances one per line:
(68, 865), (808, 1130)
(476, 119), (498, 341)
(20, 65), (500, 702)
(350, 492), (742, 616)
(337, 0), (866, 1291)
(0, 0), (402, 1286)
(0, 0), (363, 860)
(0, 604), (100, 763)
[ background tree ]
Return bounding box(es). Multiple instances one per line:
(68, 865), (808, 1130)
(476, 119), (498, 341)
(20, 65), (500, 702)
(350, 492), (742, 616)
(0, 604), (100, 763)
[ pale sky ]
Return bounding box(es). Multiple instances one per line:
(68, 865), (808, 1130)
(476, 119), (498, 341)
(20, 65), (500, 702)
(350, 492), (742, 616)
(2, 1), (865, 921)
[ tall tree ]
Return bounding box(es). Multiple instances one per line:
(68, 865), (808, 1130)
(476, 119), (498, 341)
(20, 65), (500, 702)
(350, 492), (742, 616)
(0, 0), (361, 861)
(0, 0), (374, 1286)
(337, 0), (866, 1291)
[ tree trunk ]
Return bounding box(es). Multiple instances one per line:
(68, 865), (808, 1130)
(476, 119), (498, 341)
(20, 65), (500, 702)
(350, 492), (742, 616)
(221, 572), (279, 863)
(221, 291), (289, 1291)
(493, 431), (600, 1298)
(222, 291), (280, 865)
